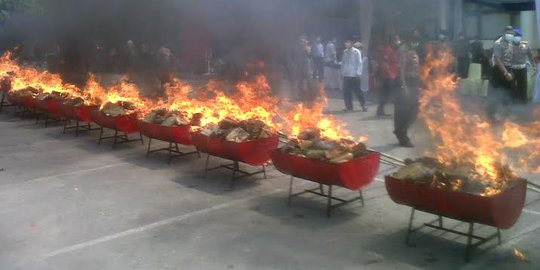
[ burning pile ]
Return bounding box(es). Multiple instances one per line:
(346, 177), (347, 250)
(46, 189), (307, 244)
(406, 45), (537, 196)
(393, 158), (519, 195)
(200, 117), (274, 142)
(10, 86), (39, 97)
(143, 109), (191, 127)
(280, 128), (369, 163)
(37, 91), (69, 101)
(100, 101), (136, 117)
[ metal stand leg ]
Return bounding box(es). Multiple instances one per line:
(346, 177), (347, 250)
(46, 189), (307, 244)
(0, 91), (5, 112)
(98, 127), (104, 145)
(319, 184), (324, 194)
(438, 216), (443, 227)
(229, 161), (239, 189)
(465, 222), (474, 262)
(146, 138), (152, 158)
(262, 164), (267, 179)
(359, 190), (364, 207)
(75, 120), (80, 136)
(139, 132), (144, 145)
(167, 142), (173, 164)
(112, 130), (118, 149)
(497, 229), (501, 245)
(288, 175), (294, 206)
(204, 154), (210, 178)
(326, 185), (333, 218)
(405, 208), (415, 246)
(63, 120), (68, 134)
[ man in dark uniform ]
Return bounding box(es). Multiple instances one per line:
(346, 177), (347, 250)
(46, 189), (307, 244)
(510, 28), (536, 104)
(394, 39), (421, 147)
(488, 26), (516, 121)
(488, 26), (537, 121)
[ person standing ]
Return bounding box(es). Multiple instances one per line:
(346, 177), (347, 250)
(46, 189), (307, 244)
(324, 38), (339, 91)
(510, 28), (536, 104)
(341, 38), (367, 112)
(312, 36), (325, 82)
(487, 26), (534, 121)
(454, 32), (470, 79)
(376, 35), (401, 117)
(292, 35), (313, 103)
(394, 39), (421, 147)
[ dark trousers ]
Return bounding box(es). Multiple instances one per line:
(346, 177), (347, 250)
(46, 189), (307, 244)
(377, 77), (398, 115)
(457, 56), (470, 79)
(394, 79), (419, 144)
(343, 76), (366, 110)
(513, 67), (528, 104)
(487, 67), (528, 119)
(313, 57), (324, 81)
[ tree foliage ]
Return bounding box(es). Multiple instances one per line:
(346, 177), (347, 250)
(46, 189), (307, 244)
(0, 0), (41, 24)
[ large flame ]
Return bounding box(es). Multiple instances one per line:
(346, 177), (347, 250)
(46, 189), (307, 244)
(420, 46), (538, 195)
(0, 49), (366, 144)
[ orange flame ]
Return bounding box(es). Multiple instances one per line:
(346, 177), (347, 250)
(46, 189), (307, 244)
(1, 49), (367, 144)
(513, 248), (529, 262)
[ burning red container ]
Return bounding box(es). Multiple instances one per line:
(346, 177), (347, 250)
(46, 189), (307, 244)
(385, 176), (527, 229)
(191, 132), (279, 166)
(138, 121), (193, 145)
(90, 109), (140, 133)
(34, 98), (64, 116)
(6, 93), (36, 109)
(59, 103), (98, 123)
(0, 77), (11, 92)
(271, 150), (380, 190)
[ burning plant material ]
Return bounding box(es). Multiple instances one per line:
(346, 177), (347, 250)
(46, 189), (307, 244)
(143, 109), (191, 127)
(37, 91), (70, 101)
(392, 157), (521, 196)
(63, 97), (86, 107)
(100, 101), (136, 117)
(280, 129), (369, 164)
(10, 87), (39, 97)
(200, 117), (274, 142)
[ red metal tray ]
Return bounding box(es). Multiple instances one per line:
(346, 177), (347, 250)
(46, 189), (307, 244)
(385, 176), (527, 229)
(191, 132), (279, 166)
(59, 103), (98, 123)
(6, 93), (36, 109)
(271, 150), (380, 190)
(0, 78), (11, 92)
(90, 108), (140, 133)
(138, 121), (193, 145)
(34, 98), (64, 116)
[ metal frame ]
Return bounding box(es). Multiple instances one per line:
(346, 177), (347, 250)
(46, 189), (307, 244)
(35, 111), (63, 127)
(0, 91), (15, 112)
(63, 120), (100, 136)
(203, 154), (267, 189)
(287, 176), (365, 218)
(145, 137), (200, 164)
(97, 127), (144, 148)
(405, 208), (502, 262)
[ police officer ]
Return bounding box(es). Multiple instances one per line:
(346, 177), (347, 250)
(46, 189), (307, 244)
(510, 28), (536, 104)
(488, 26), (520, 121)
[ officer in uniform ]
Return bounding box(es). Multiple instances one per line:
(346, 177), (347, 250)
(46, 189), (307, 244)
(510, 28), (536, 104)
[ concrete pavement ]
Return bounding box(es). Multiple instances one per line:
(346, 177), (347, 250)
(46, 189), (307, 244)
(0, 97), (538, 270)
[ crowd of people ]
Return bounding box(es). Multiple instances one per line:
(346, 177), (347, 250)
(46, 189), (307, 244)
(290, 25), (538, 148)
(6, 26), (539, 148)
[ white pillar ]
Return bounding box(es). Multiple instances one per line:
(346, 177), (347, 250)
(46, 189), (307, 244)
(439, 0), (449, 32)
(453, 0), (464, 37)
(520, 11), (538, 49)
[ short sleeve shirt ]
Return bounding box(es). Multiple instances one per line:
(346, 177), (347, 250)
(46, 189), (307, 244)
(493, 37), (513, 67)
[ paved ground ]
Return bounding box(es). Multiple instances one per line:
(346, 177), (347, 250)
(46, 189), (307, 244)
(0, 95), (539, 270)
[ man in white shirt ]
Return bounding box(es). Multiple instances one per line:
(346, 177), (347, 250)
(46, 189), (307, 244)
(341, 38), (367, 112)
(312, 36), (325, 81)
